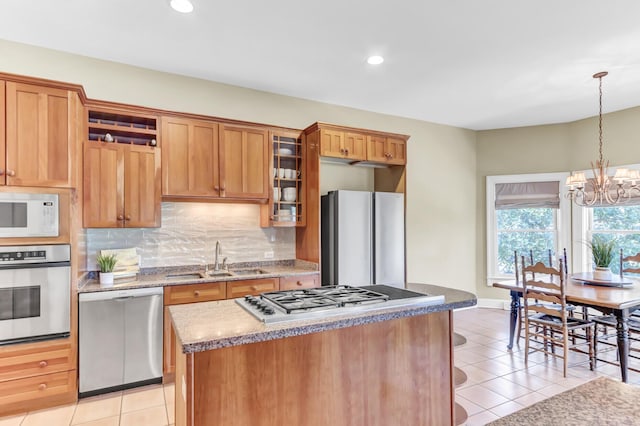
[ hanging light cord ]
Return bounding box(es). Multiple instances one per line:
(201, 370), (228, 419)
(597, 73), (604, 167)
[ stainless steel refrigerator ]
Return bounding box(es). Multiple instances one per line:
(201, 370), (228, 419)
(321, 190), (405, 288)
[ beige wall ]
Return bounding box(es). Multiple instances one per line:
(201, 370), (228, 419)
(0, 39), (479, 293)
(476, 106), (640, 299)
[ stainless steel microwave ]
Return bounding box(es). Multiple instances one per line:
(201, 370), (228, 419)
(0, 193), (59, 238)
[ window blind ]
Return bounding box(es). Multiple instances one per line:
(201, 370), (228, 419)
(495, 181), (560, 210)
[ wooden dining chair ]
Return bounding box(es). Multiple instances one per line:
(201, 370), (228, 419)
(592, 250), (640, 369)
(515, 248), (573, 344)
(521, 257), (595, 377)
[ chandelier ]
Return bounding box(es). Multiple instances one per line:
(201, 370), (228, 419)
(565, 71), (640, 206)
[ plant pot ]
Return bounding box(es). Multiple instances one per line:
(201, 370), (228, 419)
(99, 272), (114, 287)
(593, 267), (613, 281)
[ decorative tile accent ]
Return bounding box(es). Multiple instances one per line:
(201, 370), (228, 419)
(85, 202), (294, 270)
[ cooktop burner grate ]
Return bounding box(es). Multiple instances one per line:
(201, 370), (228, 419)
(261, 285), (389, 314)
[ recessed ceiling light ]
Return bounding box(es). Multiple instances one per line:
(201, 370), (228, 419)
(367, 55), (384, 65)
(170, 0), (194, 13)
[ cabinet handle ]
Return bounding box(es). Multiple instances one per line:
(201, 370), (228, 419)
(117, 214), (124, 220)
(39, 361), (48, 368)
(6, 169), (15, 177)
(38, 383), (47, 391)
(194, 291), (200, 297)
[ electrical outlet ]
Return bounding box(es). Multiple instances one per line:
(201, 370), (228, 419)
(264, 251), (274, 259)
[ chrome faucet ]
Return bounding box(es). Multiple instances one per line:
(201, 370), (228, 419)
(214, 240), (222, 271)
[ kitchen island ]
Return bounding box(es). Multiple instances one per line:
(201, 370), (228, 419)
(169, 283), (475, 426)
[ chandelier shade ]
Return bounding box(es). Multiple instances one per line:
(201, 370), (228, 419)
(566, 72), (640, 206)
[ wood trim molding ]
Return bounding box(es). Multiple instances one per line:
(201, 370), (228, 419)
(0, 71), (87, 103)
(303, 121), (410, 141)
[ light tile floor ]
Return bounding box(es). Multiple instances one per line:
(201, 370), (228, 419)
(455, 307), (640, 425)
(2, 307), (639, 426)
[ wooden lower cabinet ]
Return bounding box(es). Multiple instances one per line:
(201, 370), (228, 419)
(0, 340), (76, 416)
(279, 273), (319, 290)
(163, 282), (227, 380)
(175, 310), (454, 426)
(0, 371), (76, 413)
(226, 278), (279, 298)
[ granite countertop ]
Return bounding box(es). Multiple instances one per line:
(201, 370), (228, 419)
(169, 283), (476, 354)
(488, 376), (640, 425)
(78, 259), (318, 293)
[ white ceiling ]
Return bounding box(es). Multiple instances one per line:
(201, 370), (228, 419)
(2, 0), (640, 130)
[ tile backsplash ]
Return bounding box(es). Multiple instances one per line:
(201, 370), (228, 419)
(83, 202), (295, 271)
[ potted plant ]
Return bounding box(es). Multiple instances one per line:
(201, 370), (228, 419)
(589, 236), (617, 281)
(96, 253), (118, 287)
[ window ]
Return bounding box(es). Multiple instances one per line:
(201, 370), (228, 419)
(587, 206), (640, 274)
(572, 164), (640, 274)
(486, 173), (571, 284)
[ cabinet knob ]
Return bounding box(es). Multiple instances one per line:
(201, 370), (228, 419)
(214, 186), (220, 192)
(6, 169), (15, 177)
(344, 149), (350, 155)
(250, 286), (258, 291)
(296, 281), (303, 286)
(194, 291), (200, 297)
(38, 383), (47, 391)
(39, 361), (48, 368)
(117, 214), (124, 220)
(388, 154), (393, 159)
(125, 215), (131, 221)
(339, 148), (345, 154)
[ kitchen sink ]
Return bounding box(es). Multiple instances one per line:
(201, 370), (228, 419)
(165, 272), (204, 280)
(229, 268), (268, 276)
(206, 271), (234, 277)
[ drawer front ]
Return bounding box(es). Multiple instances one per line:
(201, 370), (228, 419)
(227, 278), (279, 298)
(0, 370), (76, 408)
(164, 282), (227, 305)
(0, 342), (73, 382)
(280, 274), (320, 291)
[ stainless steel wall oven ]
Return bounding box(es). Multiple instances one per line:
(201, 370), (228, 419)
(0, 244), (70, 345)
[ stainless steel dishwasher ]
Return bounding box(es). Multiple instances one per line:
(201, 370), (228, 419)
(79, 287), (163, 397)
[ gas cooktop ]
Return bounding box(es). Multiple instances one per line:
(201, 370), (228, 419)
(236, 284), (445, 324)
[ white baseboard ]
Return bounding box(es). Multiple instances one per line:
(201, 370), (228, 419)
(476, 298), (511, 310)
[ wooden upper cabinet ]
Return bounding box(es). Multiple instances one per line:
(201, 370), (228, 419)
(161, 116), (220, 197)
(83, 143), (160, 228)
(220, 125), (268, 199)
(319, 129), (366, 161)
(366, 135), (388, 163)
(4, 81), (78, 187)
(366, 135), (406, 165)
(83, 142), (122, 228)
(0, 81), (5, 186)
(385, 137), (406, 165)
(123, 145), (161, 227)
(319, 129), (344, 157)
(343, 132), (366, 160)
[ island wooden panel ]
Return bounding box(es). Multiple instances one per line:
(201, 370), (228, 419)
(176, 311), (454, 426)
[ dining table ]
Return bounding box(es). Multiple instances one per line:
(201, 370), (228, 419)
(493, 276), (640, 383)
